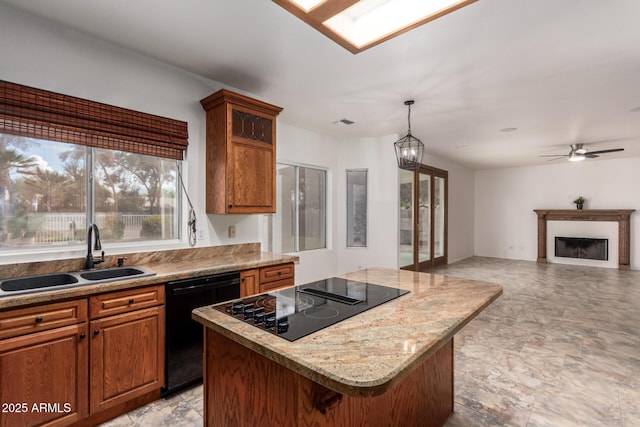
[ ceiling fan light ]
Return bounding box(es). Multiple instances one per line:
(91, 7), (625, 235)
(569, 153), (585, 162)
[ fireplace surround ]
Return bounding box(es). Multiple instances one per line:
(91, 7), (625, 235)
(534, 209), (635, 270)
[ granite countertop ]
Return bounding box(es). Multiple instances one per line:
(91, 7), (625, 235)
(192, 267), (503, 397)
(0, 245), (299, 310)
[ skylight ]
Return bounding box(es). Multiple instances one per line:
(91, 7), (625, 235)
(273, 0), (478, 53)
(290, 0), (324, 11)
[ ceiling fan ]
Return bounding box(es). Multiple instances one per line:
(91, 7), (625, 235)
(539, 143), (624, 162)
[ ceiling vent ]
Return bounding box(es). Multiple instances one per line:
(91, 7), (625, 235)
(333, 118), (355, 126)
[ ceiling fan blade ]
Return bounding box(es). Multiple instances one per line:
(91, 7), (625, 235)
(539, 154), (569, 157)
(585, 154), (599, 158)
(586, 148), (624, 155)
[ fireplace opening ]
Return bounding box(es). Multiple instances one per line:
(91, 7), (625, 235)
(554, 237), (608, 261)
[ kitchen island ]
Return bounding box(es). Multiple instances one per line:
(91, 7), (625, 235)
(192, 268), (502, 427)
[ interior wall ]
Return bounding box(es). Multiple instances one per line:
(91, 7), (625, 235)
(474, 157), (640, 269)
(0, 2), (263, 263)
(0, 2), (476, 278)
(275, 123), (339, 284)
(335, 135), (400, 275)
(333, 140), (476, 275)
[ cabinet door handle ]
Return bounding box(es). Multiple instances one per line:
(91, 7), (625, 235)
(128, 299), (135, 304)
(93, 330), (100, 336)
(35, 316), (43, 323)
(79, 333), (86, 340)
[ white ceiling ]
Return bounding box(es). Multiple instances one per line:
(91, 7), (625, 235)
(4, 0), (640, 169)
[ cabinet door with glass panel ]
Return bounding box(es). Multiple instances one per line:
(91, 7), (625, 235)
(200, 89), (283, 214)
(398, 165), (447, 271)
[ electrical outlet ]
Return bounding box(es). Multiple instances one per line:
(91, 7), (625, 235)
(197, 229), (205, 240)
(229, 225), (237, 238)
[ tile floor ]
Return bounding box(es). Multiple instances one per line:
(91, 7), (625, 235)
(101, 257), (640, 426)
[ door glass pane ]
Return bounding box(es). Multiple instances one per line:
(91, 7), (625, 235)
(434, 176), (445, 257)
(418, 172), (430, 263)
(298, 167), (326, 251)
(274, 164), (295, 252)
(398, 169), (414, 268)
(231, 109), (273, 143)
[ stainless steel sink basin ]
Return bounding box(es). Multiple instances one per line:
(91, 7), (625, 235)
(79, 267), (148, 281)
(0, 273), (79, 292)
(0, 266), (155, 296)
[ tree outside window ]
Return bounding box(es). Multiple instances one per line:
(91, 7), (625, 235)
(0, 134), (179, 249)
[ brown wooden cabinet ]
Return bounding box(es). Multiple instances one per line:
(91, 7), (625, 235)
(0, 301), (89, 427)
(0, 285), (165, 427)
(240, 262), (295, 297)
(200, 89), (283, 214)
(88, 286), (165, 415)
(240, 269), (259, 297)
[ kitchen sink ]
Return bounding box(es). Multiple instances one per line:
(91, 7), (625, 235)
(79, 267), (148, 281)
(0, 266), (155, 296)
(0, 273), (79, 292)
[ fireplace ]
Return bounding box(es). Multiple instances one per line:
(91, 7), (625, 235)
(555, 237), (608, 261)
(534, 209), (635, 270)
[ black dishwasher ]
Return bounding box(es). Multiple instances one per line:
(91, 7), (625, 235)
(163, 271), (240, 395)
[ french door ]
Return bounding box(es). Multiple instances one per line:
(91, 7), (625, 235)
(398, 165), (448, 271)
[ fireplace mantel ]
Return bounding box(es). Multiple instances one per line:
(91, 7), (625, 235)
(534, 209), (635, 270)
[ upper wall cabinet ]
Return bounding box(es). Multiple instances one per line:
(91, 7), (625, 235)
(200, 89), (283, 214)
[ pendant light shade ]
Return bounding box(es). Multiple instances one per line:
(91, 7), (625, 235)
(394, 100), (424, 169)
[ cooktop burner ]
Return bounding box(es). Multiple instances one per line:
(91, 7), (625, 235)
(213, 277), (409, 341)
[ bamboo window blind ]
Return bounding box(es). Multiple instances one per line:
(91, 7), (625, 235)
(0, 80), (188, 160)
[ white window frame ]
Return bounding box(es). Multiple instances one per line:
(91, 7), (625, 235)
(267, 162), (328, 253)
(0, 137), (183, 260)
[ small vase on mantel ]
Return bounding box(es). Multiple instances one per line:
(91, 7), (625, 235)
(572, 196), (585, 210)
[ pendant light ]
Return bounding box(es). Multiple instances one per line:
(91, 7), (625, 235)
(393, 100), (424, 169)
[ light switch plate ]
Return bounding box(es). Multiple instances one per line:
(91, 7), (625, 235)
(229, 225), (236, 238)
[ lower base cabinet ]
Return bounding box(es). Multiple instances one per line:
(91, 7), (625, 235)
(240, 263), (295, 297)
(240, 269), (259, 297)
(0, 324), (88, 427)
(0, 285), (164, 427)
(89, 306), (164, 414)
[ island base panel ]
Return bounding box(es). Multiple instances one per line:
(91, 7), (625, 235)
(203, 330), (453, 427)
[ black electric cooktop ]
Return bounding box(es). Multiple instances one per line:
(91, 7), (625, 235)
(214, 277), (410, 341)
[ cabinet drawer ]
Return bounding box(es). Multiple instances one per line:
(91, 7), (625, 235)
(259, 263), (294, 284)
(90, 285), (164, 319)
(0, 299), (88, 340)
(259, 277), (294, 293)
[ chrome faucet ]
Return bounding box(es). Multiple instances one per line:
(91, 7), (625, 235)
(86, 223), (105, 269)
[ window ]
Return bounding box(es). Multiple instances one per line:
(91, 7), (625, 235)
(0, 80), (187, 251)
(346, 169), (367, 247)
(267, 163), (326, 252)
(0, 135), (179, 249)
